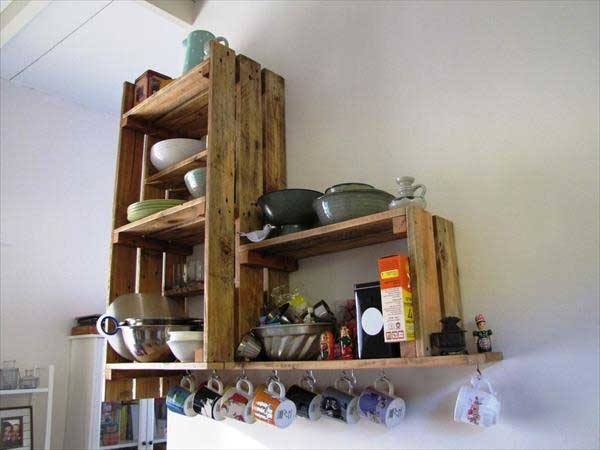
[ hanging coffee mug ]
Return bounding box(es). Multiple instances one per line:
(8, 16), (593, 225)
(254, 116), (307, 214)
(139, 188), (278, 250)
(180, 374), (197, 392)
(193, 376), (225, 421)
(252, 380), (297, 428)
(287, 372), (322, 421)
(454, 374), (500, 427)
(321, 376), (360, 424)
(358, 375), (406, 428)
(220, 377), (256, 424)
(167, 386), (196, 417)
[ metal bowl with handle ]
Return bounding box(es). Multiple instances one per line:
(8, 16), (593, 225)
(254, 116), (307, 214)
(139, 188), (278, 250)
(253, 323), (333, 361)
(97, 293), (187, 361)
(98, 317), (202, 363)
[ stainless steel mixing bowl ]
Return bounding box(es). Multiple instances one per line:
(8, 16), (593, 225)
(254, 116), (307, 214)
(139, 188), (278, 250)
(120, 318), (202, 363)
(253, 323), (334, 361)
(97, 293), (186, 361)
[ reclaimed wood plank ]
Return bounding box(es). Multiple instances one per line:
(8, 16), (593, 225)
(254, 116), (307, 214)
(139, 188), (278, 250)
(225, 352), (503, 370)
(203, 41), (236, 363)
(407, 207), (443, 357)
(433, 215), (463, 319)
(105, 82), (143, 401)
(134, 134), (165, 400)
(236, 55), (264, 343)
(239, 209), (408, 261)
(112, 197), (205, 240)
(262, 69), (289, 301)
(145, 150), (208, 188)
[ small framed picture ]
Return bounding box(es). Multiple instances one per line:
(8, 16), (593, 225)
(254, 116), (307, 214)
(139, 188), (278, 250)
(0, 407), (32, 450)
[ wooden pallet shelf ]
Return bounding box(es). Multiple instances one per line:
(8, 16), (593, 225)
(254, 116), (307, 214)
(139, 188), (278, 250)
(226, 352), (503, 370)
(145, 150), (207, 188)
(105, 353), (502, 377)
(239, 208), (407, 264)
(112, 197), (205, 253)
(105, 362), (219, 380)
(164, 280), (204, 298)
(121, 59), (211, 139)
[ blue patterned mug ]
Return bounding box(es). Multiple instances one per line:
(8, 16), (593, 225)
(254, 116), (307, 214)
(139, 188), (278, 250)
(358, 376), (405, 428)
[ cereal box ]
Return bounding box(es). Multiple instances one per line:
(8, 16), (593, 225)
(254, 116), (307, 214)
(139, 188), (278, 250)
(378, 254), (415, 342)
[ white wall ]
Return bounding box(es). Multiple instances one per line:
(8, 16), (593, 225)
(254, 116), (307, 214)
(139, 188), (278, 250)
(169, 1), (600, 450)
(0, 79), (118, 449)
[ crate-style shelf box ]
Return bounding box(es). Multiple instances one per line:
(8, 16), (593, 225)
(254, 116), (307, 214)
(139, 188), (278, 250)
(112, 197), (205, 254)
(121, 60), (211, 139)
(239, 208), (407, 267)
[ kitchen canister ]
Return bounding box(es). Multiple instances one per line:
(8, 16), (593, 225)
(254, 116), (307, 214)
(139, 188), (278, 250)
(454, 373), (501, 427)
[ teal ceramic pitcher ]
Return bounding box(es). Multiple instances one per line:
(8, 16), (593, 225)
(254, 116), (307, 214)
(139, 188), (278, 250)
(182, 30), (228, 74)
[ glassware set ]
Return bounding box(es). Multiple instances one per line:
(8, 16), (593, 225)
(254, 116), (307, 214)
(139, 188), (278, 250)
(0, 361), (39, 390)
(172, 258), (204, 289)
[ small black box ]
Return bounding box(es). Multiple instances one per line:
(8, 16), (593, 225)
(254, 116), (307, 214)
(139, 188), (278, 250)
(354, 281), (400, 359)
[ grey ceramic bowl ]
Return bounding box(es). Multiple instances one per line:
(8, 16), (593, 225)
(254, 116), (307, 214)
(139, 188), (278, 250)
(184, 168), (207, 198)
(313, 189), (395, 225)
(279, 224), (311, 235)
(257, 189), (323, 226)
(324, 182), (375, 194)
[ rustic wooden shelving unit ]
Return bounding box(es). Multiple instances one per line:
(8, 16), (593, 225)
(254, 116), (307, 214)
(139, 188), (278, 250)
(104, 43), (502, 399)
(104, 43), (290, 401)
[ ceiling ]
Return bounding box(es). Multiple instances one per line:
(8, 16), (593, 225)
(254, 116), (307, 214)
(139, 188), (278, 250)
(1, 0), (196, 114)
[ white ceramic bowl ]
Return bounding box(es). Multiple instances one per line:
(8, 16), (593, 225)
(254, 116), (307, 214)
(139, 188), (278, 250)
(167, 331), (203, 362)
(150, 137), (206, 171)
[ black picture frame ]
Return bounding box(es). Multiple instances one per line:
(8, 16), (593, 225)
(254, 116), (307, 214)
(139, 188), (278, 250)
(0, 407), (32, 450)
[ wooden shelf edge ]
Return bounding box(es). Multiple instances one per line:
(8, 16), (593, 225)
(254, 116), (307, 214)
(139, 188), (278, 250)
(113, 197), (206, 238)
(239, 208), (409, 254)
(145, 150), (208, 187)
(225, 352), (503, 370)
(164, 281), (204, 298)
(105, 362), (223, 379)
(122, 59), (211, 121)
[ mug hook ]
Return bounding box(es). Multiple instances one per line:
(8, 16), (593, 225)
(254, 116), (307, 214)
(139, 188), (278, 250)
(240, 368), (247, 379)
(476, 362), (482, 378)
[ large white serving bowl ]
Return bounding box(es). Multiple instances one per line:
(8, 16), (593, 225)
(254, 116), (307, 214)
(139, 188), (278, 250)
(150, 137), (206, 171)
(167, 331), (204, 362)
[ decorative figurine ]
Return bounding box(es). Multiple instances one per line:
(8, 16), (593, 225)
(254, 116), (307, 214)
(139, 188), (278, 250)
(430, 316), (467, 355)
(239, 224), (276, 242)
(339, 325), (355, 360)
(473, 314), (493, 353)
(320, 331), (335, 360)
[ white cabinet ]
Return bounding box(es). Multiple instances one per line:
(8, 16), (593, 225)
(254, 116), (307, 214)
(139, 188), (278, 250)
(63, 335), (167, 450)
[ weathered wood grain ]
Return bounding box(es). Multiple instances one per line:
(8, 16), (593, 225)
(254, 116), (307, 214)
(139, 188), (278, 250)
(203, 42), (237, 362)
(433, 215), (463, 319)
(236, 55), (265, 343)
(407, 207), (443, 357)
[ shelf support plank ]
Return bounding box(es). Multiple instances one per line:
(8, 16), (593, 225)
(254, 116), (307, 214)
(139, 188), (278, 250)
(239, 250), (298, 272)
(407, 207), (443, 357)
(105, 82), (144, 402)
(262, 69), (290, 297)
(433, 215), (463, 319)
(204, 41), (237, 363)
(236, 55), (265, 343)
(135, 134), (166, 399)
